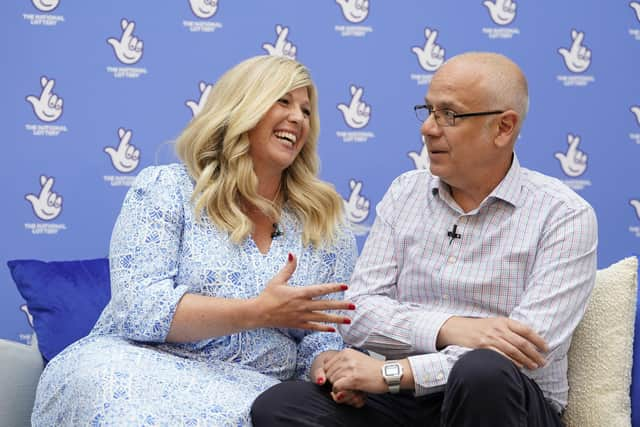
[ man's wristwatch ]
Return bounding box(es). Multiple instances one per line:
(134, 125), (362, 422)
(381, 362), (404, 394)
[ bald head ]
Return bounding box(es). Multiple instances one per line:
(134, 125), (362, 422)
(436, 52), (529, 124)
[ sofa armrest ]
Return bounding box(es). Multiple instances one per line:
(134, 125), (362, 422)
(0, 337), (44, 427)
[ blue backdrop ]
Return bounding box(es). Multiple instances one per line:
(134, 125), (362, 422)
(1, 0), (639, 343)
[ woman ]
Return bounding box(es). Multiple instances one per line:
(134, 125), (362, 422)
(32, 55), (357, 425)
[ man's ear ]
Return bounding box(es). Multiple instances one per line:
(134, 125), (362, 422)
(494, 110), (519, 148)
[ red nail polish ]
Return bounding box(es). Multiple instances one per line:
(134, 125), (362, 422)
(288, 252), (293, 262)
(340, 284), (348, 290)
(327, 327), (336, 333)
(316, 377), (324, 385)
(348, 304), (356, 310)
(336, 393), (343, 401)
(343, 318), (351, 325)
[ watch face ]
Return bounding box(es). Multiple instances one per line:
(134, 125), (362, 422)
(384, 364), (400, 376)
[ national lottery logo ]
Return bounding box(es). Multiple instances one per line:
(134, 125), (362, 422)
(186, 81), (213, 117)
(483, 0), (516, 26)
(632, 2), (640, 21)
(412, 28), (445, 72)
(343, 179), (370, 236)
(558, 30), (591, 73)
(31, 0), (60, 13)
(104, 128), (141, 174)
(408, 135), (430, 170)
(631, 106), (640, 125)
(555, 133), (587, 178)
(336, 0), (369, 24)
(262, 25), (297, 59)
(107, 19), (144, 65)
(25, 175), (63, 221)
(26, 76), (63, 123)
(189, 0), (219, 19)
(631, 200), (640, 220)
(337, 85), (371, 129)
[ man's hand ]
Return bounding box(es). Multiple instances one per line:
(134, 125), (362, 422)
(438, 317), (548, 370)
(252, 254), (354, 332)
(312, 351), (367, 408)
(323, 348), (387, 395)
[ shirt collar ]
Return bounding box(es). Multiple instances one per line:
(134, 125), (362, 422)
(428, 153), (523, 208)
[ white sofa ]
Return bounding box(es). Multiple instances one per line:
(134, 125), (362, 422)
(1, 257), (637, 427)
(0, 336), (43, 427)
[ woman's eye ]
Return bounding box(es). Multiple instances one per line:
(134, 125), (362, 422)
(278, 98), (289, 105)
(302, 108), (311, 117)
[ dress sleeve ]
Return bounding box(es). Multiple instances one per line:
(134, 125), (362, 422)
(107, 165), (190, 342)
(293, 225), (358, 380)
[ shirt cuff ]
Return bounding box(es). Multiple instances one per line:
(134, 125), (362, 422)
(411, 311), (453, 353)
(408, 353), (449, 396)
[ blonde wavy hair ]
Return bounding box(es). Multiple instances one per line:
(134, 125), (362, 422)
(176, 55), (344, 247)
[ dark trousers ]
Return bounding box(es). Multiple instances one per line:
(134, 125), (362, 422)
(251, 349), (564, 427)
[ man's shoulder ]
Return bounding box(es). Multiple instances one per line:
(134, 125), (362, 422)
(388, 169), (435, 194)
(520, 167), (593, 212)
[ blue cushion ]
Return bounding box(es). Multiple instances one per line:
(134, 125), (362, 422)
(7, 258), (111, 363)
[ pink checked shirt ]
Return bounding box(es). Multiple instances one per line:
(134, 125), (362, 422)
(339, 155), (598, 410)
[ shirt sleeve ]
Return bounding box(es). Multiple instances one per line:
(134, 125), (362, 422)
(294, 225), (358, 380)
(339, 176), (453, 358)
(107, 165), (190, 342)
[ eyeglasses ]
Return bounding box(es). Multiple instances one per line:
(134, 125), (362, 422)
(414, 105), (504, 127)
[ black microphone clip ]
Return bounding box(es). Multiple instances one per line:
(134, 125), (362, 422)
(271, 223), (283, 238)
(447, 224), (461, 245)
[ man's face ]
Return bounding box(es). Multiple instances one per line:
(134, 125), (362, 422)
(420, 61), (500, 189)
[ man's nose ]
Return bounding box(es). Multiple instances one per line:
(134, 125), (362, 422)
(421, 113), (440, 136)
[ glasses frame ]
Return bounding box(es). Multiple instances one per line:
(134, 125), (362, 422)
(414, 104), (504, 127)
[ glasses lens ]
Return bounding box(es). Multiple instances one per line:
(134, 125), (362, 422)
(415, 105), (428, 122)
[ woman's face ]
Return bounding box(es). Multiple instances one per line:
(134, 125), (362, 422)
(247, 87), (311, 179)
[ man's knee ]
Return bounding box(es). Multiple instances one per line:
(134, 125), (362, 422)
(448, 349), (521, 394)
(251, 380), (326, 426)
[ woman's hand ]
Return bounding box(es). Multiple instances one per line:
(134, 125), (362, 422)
(312, 351), (367, 408)
(251, 253), (355, 332)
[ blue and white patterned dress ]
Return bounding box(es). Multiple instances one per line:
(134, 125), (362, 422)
(32, 164), (357, 426)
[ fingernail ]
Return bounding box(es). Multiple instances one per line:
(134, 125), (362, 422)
(316, 377), (324, 385)
(288, 252), (293, 262)
(340, 284), (348, 291)
(348, 304), (356, 310)
(336, 393), (343, 401)
(343, 318), (351, 325)
(327, 327), (336, 333)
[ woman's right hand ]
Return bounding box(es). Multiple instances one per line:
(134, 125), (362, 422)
(251, 253), (355, 332)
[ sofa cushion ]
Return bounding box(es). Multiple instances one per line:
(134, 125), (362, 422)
(7, 258), (111, 363)
(564, 256), (638, 427)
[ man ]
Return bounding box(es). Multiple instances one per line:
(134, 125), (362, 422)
(251, 52), (597, 426)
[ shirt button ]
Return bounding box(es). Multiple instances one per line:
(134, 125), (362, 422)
(447, 256), (456, 264)
(437, 372), (445, 380)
